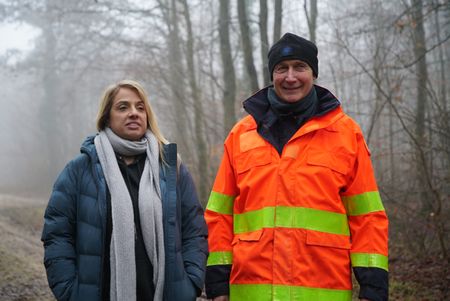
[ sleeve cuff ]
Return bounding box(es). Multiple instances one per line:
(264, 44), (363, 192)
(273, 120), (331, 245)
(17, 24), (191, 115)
(354, 267), (389, 301)
(205, 264), (231, 298)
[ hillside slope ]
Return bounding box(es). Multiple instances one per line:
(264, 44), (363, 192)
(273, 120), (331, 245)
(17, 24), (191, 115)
(0, 195), (53, 301)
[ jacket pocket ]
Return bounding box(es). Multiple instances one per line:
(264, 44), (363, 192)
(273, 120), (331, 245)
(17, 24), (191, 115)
(305, 230), (351, 250)
(165, 272), (197, 301)
(306, 151), (350, 175)
(235, 147), (271, 174)
(235, 131), (271, 174)
(231, 229), (263, 245)
(231, 230), (264, 275)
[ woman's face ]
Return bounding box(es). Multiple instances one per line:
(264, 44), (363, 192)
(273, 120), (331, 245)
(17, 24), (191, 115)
(109, 87), (148, 141)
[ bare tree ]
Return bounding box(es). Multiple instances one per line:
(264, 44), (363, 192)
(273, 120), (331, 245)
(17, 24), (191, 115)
(304, 0), (318, 44)
(273, 0), (283, 41)
(259, 0), (270, 86)
(237, 0), (259, 93)
(219, 0), (237, 135)
(180, 0), (209, 202)
(40, 0), (62, 181)
(411, 0), (428, 150)
(165, 0), (192, 157)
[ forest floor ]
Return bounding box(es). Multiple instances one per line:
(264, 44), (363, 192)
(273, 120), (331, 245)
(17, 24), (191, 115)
(0, 194), (448, 301)
(0, 194), (53, 301)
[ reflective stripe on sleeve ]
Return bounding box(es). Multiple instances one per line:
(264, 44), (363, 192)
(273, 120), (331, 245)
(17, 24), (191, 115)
(206, 191), (235, 215)
(233, 206), (350, 235)
(342, 191), (385, 216)
(351, 252), (388, 271)
(207, 251), (233, 266)
(230, 283), (352, 301)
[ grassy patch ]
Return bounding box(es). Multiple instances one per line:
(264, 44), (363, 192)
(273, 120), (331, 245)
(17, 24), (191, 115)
(0, 245), (36, 284)
(0, 245), (53, 301)
(0, 206), (45, 235)
(390, 279), (421, 301)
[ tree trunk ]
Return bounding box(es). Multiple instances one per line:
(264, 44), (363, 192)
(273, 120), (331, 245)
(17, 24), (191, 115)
(219, 0), (237, 135)
(180, 0), (209, 203)
(304, 0), (318, 44)
(259, 0), (270, 86)
(412, 0), (427, 145)
(237, 0), (259, 93)
(167, 0), (191, 157)
(273, 0), (283, 42)
(431, 0), (449, 261)
(433, 0), (449, 177)
(411, 0), (432, 255)
(41, 0), (62, 183)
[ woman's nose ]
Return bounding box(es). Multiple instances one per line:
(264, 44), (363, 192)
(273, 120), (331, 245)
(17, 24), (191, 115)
(129, 107), (138, 116)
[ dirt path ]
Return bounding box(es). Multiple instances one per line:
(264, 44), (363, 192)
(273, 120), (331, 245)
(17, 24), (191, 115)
(0, 194), (209, 301)
(0, 194), (54, 301)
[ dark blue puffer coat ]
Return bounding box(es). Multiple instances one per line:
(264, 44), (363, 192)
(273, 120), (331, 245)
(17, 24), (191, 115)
(41, 136), (208, 301)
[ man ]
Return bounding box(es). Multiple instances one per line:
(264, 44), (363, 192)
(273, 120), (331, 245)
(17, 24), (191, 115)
(204, 33), (388, 301)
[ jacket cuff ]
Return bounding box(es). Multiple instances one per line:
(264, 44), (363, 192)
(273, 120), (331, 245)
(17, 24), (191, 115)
(354, 267), (389, 301)
(205, 265), (231, 298)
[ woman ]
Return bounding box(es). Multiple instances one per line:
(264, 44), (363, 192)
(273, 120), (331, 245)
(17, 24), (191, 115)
(42, 80), (208, 301)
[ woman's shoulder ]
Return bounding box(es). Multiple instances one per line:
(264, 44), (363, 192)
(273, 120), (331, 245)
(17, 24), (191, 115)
(65, 135), (99, 172)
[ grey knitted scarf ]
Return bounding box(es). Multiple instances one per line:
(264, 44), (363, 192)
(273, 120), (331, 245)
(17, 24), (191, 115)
(94, 127), (165, 301)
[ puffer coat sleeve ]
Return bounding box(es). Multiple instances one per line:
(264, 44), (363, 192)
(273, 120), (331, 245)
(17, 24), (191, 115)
(178, 163), (209, 294)
(41, 156), (86, 301)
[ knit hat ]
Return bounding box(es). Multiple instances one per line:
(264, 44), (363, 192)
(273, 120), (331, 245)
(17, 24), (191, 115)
(268, 33), (318, 80)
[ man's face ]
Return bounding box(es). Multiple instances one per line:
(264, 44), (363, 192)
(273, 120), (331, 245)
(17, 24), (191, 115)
(272, 59), (315, 103)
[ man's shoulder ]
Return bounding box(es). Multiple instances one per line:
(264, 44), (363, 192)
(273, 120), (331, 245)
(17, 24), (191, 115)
(223, 115), (257, 145)
(231, 115), (257, 133)
(332, 111), (364, 135)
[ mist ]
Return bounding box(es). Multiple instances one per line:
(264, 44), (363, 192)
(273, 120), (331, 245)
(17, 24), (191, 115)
(0, 1), (449, 299)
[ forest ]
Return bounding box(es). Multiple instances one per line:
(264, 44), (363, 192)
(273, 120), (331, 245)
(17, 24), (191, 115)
(0, 0), (448, 300)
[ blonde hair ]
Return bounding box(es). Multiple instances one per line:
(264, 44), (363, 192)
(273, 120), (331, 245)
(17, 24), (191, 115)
(96, 80), (168, 157)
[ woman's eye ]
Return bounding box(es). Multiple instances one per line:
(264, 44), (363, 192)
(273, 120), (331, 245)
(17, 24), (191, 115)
(118, 105), (127, 111)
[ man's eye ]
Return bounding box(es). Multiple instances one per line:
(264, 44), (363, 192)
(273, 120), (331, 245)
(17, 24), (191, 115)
(294, 64), (308, 71)
(275, 66), (287, 73)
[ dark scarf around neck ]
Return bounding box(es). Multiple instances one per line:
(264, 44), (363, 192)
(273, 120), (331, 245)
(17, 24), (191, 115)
(267, 86), (318, 124)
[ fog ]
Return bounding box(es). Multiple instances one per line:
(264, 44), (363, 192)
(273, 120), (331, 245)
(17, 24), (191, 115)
(0, 0), (449, 262)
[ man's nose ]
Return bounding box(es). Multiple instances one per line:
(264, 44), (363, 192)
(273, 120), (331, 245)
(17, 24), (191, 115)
(285, 67), (296, 81)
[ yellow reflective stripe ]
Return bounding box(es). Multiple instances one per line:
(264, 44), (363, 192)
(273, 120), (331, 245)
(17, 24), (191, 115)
(207, 251), (233, 266)
(234, 207), (275, 233)
(342, 191), (385, 216)
(351, 252), (389, 271)
(206, 191), (234, 215)
(234, 206), (350, 235)
(230, 284), (352, 301)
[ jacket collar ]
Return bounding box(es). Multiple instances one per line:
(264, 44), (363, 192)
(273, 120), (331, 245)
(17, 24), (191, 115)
(243, 85), (340, 121)
(243, 84), (342, 137)
(81, 135), (98, 161)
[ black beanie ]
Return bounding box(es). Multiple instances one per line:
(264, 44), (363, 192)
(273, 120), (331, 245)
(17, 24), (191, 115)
(268, 33), (318, 80)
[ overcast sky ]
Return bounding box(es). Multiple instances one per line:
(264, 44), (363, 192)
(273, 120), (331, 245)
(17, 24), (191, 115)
(0, 22), (40, 61)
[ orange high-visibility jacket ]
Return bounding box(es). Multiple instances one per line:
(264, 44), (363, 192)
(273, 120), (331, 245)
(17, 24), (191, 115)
(205, 104), (388, 301)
